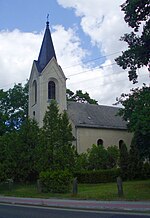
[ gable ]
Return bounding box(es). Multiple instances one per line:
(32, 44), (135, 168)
(28, 61), (39, 84)
(40, 57), (66, 81)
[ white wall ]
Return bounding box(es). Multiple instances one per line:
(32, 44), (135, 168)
(75, 127), (133, 153)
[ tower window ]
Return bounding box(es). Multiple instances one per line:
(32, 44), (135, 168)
(48, 81), (55, 100)
(97, 139), (103, 146)
(32, 80), (37, 105)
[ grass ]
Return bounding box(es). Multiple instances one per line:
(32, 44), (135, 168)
(0, 179), (150, 201)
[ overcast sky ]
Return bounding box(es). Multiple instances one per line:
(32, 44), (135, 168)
(0, 0), (149, 105)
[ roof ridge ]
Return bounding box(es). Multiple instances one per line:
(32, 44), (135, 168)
(67, 101), (120, 109)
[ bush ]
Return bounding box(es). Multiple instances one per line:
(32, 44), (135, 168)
(39, 170), (73, 193)
(0, 163), (7, 183)
(74, 168), (120, 184)
(87, 144), (110, 170)
(142, 162), (150, 179)
(119, 143), (129, 180)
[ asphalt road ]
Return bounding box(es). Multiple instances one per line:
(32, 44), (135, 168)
(0, 204), (150, 218)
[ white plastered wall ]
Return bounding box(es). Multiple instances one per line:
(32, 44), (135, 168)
(75, 127), (133, 153)
(28, 58), (67, 127)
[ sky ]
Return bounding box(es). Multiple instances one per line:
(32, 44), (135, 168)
(0, 0), (149, 106)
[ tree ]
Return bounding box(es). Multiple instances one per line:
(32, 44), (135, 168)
(131, 125), (150, 160)
(115, 0), (150, 83)
(86, 144), (119, 170)
(75, 152), (89, 171)
(107, 145), (119, 169)
(15, 119), (40, 182)
(116, 85), (150, 159)
(36, 100), (75, 172)
(119, 142), (129, 179)
(128, 138), (143, 180)
(0, 132), (17, 181)
(67, 89), (98, 104)
(87, 144), (110, 170)
(0, 119), (40, 182)
(0, 83), (28, 135)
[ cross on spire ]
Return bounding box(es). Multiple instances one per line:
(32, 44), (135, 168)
(46, 13), (49, 28)
(47, 13), (49, 22)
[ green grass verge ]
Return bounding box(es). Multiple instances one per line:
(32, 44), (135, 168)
(0, 179), (150, 201)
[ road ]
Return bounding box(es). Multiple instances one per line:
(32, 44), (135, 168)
(0, 204), (150, 218)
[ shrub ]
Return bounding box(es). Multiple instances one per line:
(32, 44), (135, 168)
(75, 153), (89, 171)
(74, 168), (120, 184)
(107, 145), (119, 168)
(87, 144), (109, 170)
(128, 141), (143, 180)
(119, 143), (129, 180)
(0, 163), (7, 183)
(39, 170), (73, 193)
(85, 144), (119, 170)
(142, 162), (150, 179)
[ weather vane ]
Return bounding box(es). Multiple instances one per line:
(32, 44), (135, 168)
(47, 14), (49, 22)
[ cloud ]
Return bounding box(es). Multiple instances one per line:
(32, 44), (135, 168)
(52, 25), (87, 68)
(0, 1), (149, 106)
(0, 29), (42, 89)
(57, 0), (149, 105)
(0, 25), (88, 89)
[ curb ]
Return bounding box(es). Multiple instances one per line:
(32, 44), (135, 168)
(0, 197), (150, 214)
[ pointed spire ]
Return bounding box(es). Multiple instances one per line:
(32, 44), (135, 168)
(37, 18), (56, 72)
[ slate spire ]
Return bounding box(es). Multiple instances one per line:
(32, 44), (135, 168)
(37, 20), (56, 72)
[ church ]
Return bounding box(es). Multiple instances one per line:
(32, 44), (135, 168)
(28, 21), (133, 153)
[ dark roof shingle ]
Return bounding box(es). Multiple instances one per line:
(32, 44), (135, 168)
(37, 21), (56, 73)
(67, 101), (127, 130)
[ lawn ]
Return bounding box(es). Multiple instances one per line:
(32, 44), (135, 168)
(0, 179), (150, 201)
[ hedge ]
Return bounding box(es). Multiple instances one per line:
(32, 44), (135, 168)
(39, 170), (73, 193)
(74, 168), (121, 184)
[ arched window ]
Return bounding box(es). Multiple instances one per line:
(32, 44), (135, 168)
(119, 140), (124, 149)
(97, 139), (103, 146)
(48, 81), (55, 100)
(32, 80), (37, 105)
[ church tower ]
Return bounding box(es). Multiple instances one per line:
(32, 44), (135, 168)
(28, 21), (67, 127)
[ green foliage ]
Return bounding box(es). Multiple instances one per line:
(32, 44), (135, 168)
(128, 139), (143, 180)
(36, 100), (75, 172)
(39, 170), (73, 193)
(121, 0), (149, 31)
(115, 0), (150, 83)
(116, 85), (150, 159)
(0, 132), (18, 181)
(0, 119), (40, 182)
(0, 83), (28, 135)
(119, 142), (129, 180)
(74, 145), (119, 172)
(132, 126), (150, 160)
(75, 153), (89, 171)
(86, 144), (119, 170)
(74, 169), (120, 184)
(0, 180), (150, 201)
(142, 162), (150, 179)
(0, 163), (7, 182)
(59, 111), (74, 145)
(87, 144), (109, 170)
(14, 119), (40, 182)
(107, 145), (120, 168)
(66, 89), (98, 105)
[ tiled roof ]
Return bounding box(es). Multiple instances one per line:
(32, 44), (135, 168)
(67, 101), (127, 130)
(37, 21), (56, 73)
